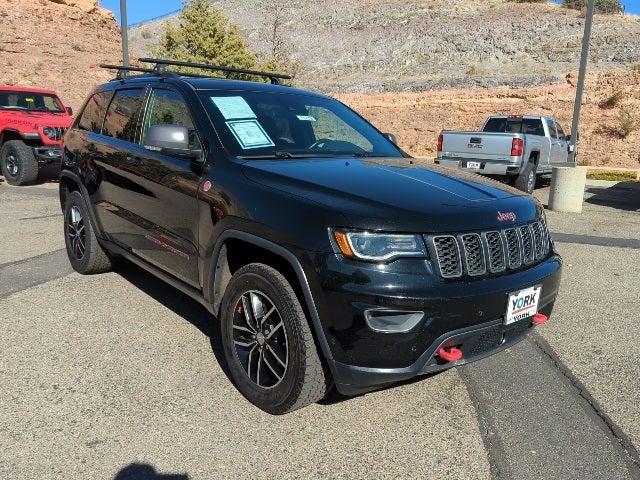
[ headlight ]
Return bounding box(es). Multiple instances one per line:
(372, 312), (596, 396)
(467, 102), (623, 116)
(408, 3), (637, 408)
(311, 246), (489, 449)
(43, 127), (56, 139)
(332, 229), (427, 262)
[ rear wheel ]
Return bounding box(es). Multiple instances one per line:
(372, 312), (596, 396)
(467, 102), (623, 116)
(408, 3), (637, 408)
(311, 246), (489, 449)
(220, 263), (330, 414)
(63, 191), (113, 274)
(514, 160), (537, 193)
(0, 140), (38, 186)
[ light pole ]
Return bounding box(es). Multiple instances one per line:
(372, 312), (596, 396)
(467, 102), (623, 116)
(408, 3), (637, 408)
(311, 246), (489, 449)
(568, 0), (595, 165)
(120, 0), (129, 68)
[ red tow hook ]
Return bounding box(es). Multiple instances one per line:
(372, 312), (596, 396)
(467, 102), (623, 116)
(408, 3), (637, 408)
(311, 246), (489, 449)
(532, 313), (549, 326)
(437, 346), (463, 363)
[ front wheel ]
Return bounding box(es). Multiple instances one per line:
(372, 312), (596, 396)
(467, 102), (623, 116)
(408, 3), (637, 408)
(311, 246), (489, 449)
(514, 161), (537, 193)
(220, 263), (330, 414)
(0, 140), (38, 186)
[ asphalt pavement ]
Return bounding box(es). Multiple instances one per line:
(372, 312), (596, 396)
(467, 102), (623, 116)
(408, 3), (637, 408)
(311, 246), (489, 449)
(0, 178), (639, 479)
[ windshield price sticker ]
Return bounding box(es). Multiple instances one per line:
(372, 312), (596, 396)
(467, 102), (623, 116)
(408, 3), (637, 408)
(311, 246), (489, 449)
(296, 115), (317, 122)
(226, 119), (275, 149)
(505, 285), (541, 325)
(211, 96), (256, 120)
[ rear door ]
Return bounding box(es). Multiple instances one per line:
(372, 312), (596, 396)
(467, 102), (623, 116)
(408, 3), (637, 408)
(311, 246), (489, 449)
(547, 118), (567, 167)
(125, 86), (202, 287)
(91, 87), (148, 249)
(553, 121), (570, 165)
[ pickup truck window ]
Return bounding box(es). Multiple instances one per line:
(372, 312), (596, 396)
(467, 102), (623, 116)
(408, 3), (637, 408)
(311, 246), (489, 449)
(547, 119), (559, 139)
(199, 90), (402, 158)
(483, 117), (544, 136)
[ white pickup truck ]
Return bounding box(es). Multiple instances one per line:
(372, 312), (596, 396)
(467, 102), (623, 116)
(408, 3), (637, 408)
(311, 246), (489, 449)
(435, 115), (572, 193)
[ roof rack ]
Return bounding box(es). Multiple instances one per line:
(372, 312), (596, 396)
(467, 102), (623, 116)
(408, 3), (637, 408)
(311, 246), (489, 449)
(139, 57), (292, 85)
(99, 64), (157, 80)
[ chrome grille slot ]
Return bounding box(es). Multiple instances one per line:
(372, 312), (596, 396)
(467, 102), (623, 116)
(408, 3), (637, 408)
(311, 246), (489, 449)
(460, 233), (486, 276)
(519, 225), (535, 264)
(531, 221), (544, 259)
(503, 228), (522, 268)
(483, 231), (506, 273)
(431, 235), (462, 278)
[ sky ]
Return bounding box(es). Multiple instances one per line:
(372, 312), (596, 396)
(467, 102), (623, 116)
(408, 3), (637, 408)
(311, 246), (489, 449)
(100, 0), (639, 25)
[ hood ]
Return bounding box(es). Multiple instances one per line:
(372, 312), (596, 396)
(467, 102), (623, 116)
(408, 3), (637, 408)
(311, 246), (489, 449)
(241, 157), (540, 233)
(1, 110), (73, 129)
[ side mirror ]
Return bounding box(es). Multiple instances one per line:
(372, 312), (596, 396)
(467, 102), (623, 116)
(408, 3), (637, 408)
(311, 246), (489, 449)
(384, 132), (398, 145)
(143, 124), (201, 160)
(565, 134), (571, 141)
(66, 106), (73, 116)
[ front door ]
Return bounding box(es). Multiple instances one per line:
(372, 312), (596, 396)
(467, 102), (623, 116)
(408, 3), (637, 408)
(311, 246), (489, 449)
(548, 119), (569, 166)
(125, 87), (203, 287)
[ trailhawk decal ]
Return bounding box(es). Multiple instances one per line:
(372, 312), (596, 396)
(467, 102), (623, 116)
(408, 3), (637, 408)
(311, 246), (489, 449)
(497, 211), (517, 222)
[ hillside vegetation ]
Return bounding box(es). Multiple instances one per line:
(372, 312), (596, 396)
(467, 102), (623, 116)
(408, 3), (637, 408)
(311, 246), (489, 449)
(131, 0), (640, 92)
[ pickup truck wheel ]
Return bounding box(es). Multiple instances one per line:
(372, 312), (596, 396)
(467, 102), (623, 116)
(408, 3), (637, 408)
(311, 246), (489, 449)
(220, 263), (330, 414)
(1, 140), (38, 186)
(63, 191), (113, 274)
(514, 161), (537, 193)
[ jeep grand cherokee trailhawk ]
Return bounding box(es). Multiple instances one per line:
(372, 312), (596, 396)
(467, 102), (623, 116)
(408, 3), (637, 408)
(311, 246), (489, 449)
(59, 59), (562, 414)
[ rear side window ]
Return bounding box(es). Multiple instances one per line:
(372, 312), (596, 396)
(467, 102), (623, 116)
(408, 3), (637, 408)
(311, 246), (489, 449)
(103, 89), (145, 142)
(547, 119), (558, 139)
(77, 91), (112, 134)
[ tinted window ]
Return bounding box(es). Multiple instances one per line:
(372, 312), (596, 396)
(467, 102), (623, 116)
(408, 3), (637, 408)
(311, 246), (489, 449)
(198, 90), (402, 158)
(77, 91), (112, 134)
(103, 89), (144, 142)
(141, 89), (200, 150)
(483, 117), (544, 136)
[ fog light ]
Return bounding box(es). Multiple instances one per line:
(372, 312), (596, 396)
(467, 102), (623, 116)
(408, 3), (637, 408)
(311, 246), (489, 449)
(364, 309), (424, 333)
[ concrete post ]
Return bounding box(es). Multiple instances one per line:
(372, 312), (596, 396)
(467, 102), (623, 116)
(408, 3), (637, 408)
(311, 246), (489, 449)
(548, 167), (587, 213)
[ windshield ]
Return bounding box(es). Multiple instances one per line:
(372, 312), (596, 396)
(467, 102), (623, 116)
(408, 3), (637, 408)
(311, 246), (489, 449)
(0, 91), (64, 113)
(199, 90), (403, 158)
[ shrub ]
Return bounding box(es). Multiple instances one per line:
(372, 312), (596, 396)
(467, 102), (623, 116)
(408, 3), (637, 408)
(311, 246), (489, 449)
(618, 108), (636, 138)
(563, 0), (624, 14)
(599, 90), (623, 109)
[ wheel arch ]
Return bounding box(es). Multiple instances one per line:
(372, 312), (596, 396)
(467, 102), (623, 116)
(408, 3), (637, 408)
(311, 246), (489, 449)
(0, 128), (22, 146)
(59, 170), (105, 238)
(207, 230), (336, 368)
(528, 150), (540, 167)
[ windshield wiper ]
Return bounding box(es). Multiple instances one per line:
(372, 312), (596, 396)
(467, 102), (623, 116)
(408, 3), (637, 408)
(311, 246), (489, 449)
(239, 151), (341, 160)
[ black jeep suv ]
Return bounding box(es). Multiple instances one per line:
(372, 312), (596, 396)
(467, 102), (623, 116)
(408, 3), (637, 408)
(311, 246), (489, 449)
(60, 59), (562, 414)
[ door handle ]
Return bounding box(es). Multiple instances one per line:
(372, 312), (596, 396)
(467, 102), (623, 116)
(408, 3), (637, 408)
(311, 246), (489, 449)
(126, 156), (142, 166)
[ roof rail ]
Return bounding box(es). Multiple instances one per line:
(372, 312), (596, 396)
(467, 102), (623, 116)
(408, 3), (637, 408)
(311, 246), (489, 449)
(139, 57), (292, 85)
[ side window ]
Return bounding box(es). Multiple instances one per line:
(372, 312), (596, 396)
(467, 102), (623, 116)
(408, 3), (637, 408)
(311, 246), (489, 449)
(141, 89), (200, 151)
(547, 119), (558, 139)
(103, 89), (145, 142)
(306, 106), (373, 152)
(77, 91), (112, 134)
(555, 122), (566, 141)
(523, 118), (545, 136)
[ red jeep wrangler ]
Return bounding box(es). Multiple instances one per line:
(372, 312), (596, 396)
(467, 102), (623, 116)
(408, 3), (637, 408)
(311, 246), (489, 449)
(0, 86), (73, 185)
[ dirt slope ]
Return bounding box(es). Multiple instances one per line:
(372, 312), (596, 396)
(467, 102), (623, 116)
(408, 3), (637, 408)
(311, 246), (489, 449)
(339, 66), (640, 168)
(0, 0), (122, 109)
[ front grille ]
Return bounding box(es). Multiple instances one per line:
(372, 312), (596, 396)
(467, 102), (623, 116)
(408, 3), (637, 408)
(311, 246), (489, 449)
(427, 219), (551, 279)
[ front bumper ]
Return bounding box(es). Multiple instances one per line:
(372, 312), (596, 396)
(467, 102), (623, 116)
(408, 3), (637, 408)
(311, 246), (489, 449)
(309, 251), (562, 395)
(33, 147), (62, 163)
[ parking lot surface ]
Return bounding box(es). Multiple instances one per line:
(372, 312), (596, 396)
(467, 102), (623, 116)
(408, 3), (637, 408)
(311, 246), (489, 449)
(0, 178), (639, 479)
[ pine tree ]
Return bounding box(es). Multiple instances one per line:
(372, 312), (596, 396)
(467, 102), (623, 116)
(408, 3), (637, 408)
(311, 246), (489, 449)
(152, 0), (261, 79)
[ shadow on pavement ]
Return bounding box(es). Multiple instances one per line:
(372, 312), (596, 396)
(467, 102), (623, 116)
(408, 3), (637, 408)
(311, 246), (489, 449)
(113, 463), (188, 480)
(114, 261), (234, 385)
(585, 181), (640, 212)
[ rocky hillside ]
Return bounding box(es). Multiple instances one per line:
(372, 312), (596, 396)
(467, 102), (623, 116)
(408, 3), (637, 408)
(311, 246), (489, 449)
(130, 0), (640, 92)
(0, 0), (122, 109)
(340, 66), (640, 169)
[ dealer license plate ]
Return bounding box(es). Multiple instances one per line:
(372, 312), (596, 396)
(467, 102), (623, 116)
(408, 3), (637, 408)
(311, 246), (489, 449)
(505, 286), (541, 325)
(466, 161), (481, 169)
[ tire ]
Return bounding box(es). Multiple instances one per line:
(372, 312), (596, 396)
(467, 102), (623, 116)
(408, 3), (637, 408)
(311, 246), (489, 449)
(514, 160), (537, 193)
(63, 191), (113, 274)
(220, 263), (330, 414)
(0, 140), (38, 186)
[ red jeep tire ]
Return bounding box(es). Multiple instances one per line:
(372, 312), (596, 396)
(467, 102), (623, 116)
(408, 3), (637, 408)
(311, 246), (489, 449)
(1, 140), (39, 186)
